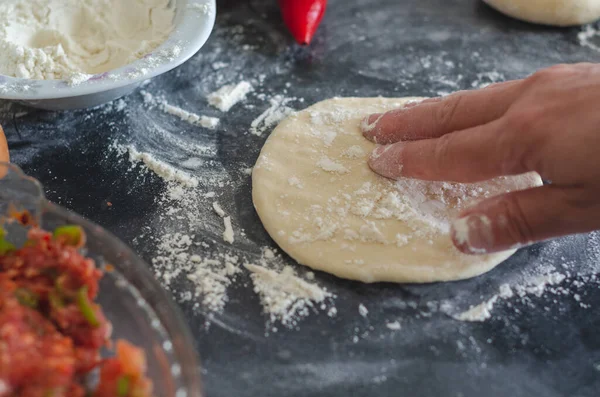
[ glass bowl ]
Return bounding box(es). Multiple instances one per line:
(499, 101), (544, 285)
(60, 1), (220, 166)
(0, 163), (203, 397)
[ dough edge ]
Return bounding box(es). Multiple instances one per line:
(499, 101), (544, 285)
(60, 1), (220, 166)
(483, 0), (600, 26)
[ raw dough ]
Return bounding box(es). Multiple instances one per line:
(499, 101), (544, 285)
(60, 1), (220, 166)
(252, 98), (542, 283)
(483, 0), (600, 26)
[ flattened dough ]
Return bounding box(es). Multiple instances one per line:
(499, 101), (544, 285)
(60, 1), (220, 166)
(252, 98), (542, 283)
(483, 0), (600, 26)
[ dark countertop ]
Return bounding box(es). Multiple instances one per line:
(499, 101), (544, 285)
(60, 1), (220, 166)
(3, 1), (600, 396)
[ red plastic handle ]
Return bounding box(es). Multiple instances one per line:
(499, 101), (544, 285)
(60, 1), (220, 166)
(278, 0), (327, 45)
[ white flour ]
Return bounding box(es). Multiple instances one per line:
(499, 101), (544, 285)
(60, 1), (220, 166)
(0, 0), (174, 80)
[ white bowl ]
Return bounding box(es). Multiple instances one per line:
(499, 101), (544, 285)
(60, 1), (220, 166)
(0, 0), (216, 111)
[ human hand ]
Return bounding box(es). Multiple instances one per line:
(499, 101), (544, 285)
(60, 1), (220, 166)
(361, 63), (600, 255)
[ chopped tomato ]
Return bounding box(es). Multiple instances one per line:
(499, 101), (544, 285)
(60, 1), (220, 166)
(0, 227), (153, 396)
(94, 341), (153, 397)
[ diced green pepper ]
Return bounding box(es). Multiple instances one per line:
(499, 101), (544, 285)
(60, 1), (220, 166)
(117, 375), (130, 397)
(43, 389), (58, 397)
(48, 289), (65, 309)
(15, 288), (39, 309)
(77, 286), (100, 327)
(0, 239), (15, 255)
(53, 225), (84, 247)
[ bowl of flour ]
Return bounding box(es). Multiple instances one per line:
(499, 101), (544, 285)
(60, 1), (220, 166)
(0, 0), (216, 110)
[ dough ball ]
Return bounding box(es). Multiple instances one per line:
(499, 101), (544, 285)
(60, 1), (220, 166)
(252, 98), (542, 283)
(484, 0), (600, 26)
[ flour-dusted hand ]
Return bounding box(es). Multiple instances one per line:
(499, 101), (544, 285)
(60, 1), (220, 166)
(362, 63), (600, 254)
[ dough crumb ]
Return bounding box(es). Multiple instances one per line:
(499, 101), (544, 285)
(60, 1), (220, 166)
(223, 216), (235, 244)
(208, 81), (253, 112)
(386, 321), (401, 330)
(358, 303), (369, 317)
(212, 201), (226, 217)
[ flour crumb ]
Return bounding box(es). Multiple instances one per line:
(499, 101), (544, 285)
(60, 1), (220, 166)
(223, 216), (235, 244)
(358, 303), (369, 317)
(454, 296), (498, 322)
(208, 81), (253, 112)
(211, 61), (229, 70)
(212, 202), (226, 217)
(386, 321), (401, 330)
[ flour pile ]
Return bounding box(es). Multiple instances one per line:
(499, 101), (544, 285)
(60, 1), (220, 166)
(0, 0), (174, 80)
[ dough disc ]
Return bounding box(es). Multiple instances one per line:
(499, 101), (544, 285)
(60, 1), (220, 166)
(252, 98), (542, 283)
(483, 0), (600, 26)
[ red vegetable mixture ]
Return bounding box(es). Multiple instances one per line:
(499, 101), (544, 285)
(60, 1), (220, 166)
(0, 226), (153, 397)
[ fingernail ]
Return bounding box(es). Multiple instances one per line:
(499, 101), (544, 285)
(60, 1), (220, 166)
(370, 145), (388, 160)
(403, 101), (420, 108)
(361, 113), (383, 137)
(368, 144), (403, 179)
(361, 113), (381, 131)
(451, 214), (495, 254)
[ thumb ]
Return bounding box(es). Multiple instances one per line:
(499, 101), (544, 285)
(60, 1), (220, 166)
(450, 184), (598, 254)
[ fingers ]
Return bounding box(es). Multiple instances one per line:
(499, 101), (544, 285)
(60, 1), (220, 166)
(368, 118), (532, 182)
(361, 80), (523, 144)
(450, 184), (600, 254)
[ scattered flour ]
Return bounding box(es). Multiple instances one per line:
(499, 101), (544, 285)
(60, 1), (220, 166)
(141, 91), (220, 129)
(245, 263), (333, 328)
(123, 144), (199, 188)
(578, 24), (600, 52)
(208, 81), (253, 111)
(249, 95), (296, 136)
(453, 273), (568, 322)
